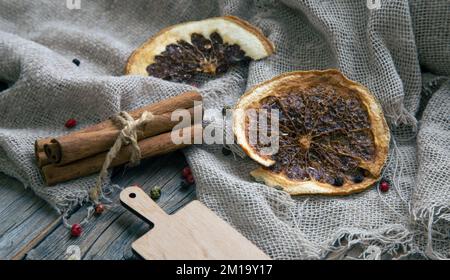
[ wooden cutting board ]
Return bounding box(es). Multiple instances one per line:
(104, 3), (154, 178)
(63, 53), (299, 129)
(120, 186), (270, 260)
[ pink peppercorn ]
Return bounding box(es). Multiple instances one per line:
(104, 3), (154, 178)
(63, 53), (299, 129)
(186, 174), (195, 185)
(71, 224), (83, 237)
(182, 167), (192, 178)
(380, 181), (390, 192)
(65, 118), (77, 128)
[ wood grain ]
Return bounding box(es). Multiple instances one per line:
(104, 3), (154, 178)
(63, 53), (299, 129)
(24, 152), (195, 260)
(0, 175), (60, 260)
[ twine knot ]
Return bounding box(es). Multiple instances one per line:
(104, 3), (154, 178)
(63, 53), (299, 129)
(90, 111), (154, 202)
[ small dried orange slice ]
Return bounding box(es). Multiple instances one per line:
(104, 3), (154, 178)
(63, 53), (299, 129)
(125, 16), (274, 82)
(233, 70), (390, 195)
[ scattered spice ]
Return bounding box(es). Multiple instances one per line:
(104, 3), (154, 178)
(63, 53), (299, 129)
(352, 174), (364, 183)
(150, 187), (161, 200)
(72, 58), (80, 66)
(71, 224), (83, 237)
(181, 166), (194, 185)
(186, 174), (195, 185)
(65, 118), (77, 128)
(379, 180), (390, 192)
(95, 204), (105, 215)
(182, 166), (192, 178)
(332, 177), (344, 187)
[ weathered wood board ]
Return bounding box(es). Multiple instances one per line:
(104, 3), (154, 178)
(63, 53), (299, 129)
(21, 152), (196, 260)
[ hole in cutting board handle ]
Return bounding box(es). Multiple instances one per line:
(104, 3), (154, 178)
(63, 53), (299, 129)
(120, 189), (155, 228)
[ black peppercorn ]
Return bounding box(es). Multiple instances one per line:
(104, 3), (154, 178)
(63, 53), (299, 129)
(352, 174), (364, 183)
(72, 58), (80, 66)
(332, 177), (344, 187)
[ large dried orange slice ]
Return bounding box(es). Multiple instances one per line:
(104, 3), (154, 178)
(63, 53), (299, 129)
(125, 16), (274, 82)
(233, 70), (390, 195)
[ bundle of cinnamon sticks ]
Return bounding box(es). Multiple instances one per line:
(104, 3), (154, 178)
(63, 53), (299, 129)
(35, 91), (203, 186)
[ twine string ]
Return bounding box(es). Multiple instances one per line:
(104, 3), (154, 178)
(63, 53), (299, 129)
(89, 111), (154, 203)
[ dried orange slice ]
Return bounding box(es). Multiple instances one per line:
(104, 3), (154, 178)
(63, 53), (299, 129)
(233, 70), (390, 195)
(125, 16), (274, 82)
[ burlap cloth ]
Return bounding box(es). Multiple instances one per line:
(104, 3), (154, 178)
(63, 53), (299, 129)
(0, 0), (449, 259)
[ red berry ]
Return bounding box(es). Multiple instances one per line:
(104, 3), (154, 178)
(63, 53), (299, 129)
(380, 181), (390, 192)
(182, 167), (192, 178)
(71, 224), (83, 237)
(95, 204), (105, 214)
(186, 174), (195, 185)
(65, 118), (77, 128)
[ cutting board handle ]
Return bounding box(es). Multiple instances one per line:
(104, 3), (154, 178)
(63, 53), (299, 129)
(120, 186), (168, 225)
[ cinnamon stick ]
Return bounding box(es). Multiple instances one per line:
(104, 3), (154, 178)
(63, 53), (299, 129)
(35, 138), (51, 154)
(45, 106), (199, 166)
(35, 138), (52, 167)
(35, 91), (202, 166)
(36, 151), (50, 168)
(42, 124), (202, 186)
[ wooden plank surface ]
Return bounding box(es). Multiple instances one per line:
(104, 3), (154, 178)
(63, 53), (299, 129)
(0, 151), (359, 260)
(24, 151), (195, 260)
(0, 175), (60, 260)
